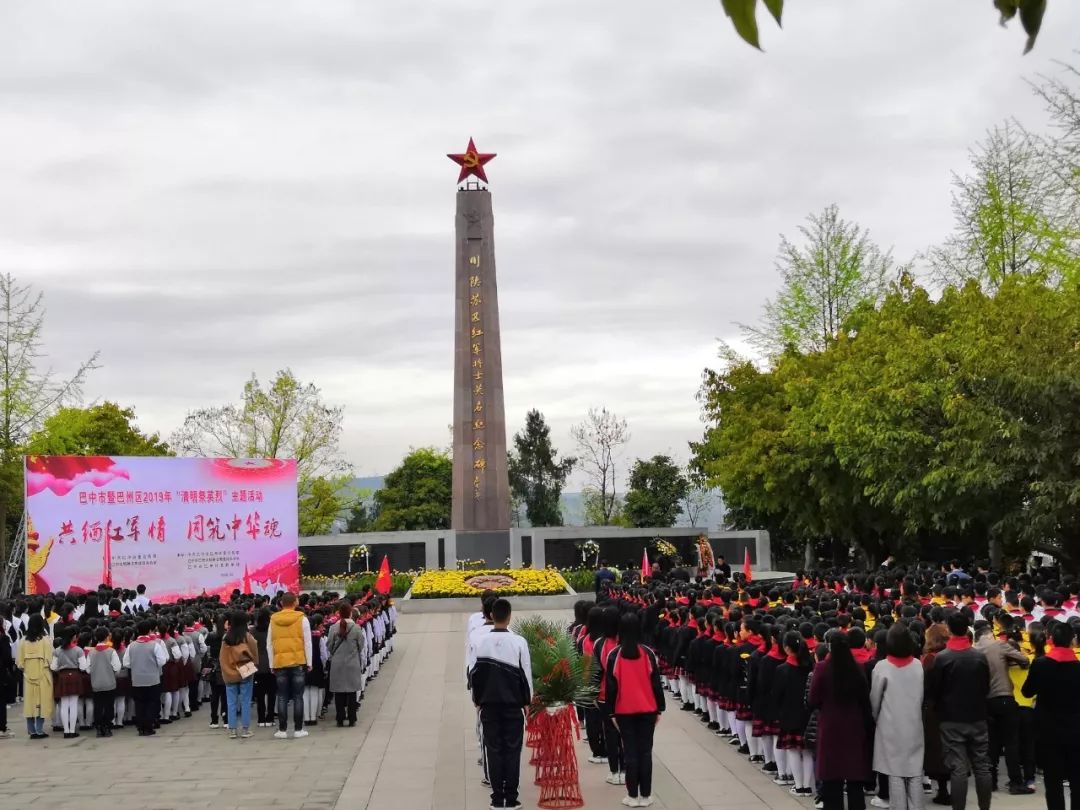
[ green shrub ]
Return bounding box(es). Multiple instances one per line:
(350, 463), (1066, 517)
(345, 572), (414, 598)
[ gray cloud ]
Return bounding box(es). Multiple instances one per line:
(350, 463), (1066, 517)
(3, 0), (1078, 486)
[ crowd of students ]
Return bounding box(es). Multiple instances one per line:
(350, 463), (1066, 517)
(0, 584), (396, 741)
(571, 562), (1080, 810)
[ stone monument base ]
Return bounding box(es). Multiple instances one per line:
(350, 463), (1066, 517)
(454, 530), (512, 569)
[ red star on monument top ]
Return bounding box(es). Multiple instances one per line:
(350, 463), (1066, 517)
(447, 137), (496, 184)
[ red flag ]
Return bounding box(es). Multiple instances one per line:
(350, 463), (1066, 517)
(375, 555), (392, 595)
(743, 547), (753, 582)
(641, 548), (650, 581)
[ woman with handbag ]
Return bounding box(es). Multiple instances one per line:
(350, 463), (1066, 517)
(326, 602), (365, 727)
(219, 610), (258, 739)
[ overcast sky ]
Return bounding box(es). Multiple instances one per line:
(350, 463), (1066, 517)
(3, 1), (1078, 487)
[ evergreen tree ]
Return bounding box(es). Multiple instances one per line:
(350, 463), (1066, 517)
(623, 455), (689, 528)
(508, 410), (576, 527)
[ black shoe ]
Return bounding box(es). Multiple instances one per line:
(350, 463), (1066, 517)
(932, 794), (951, 806)
(336, 720), (344, 727)
(63, 732), (74, 739)
(737, 744), (750, 755)
(728, 737), (740, 746)
(762, 761), (778, 772)
(694, 708), (705, 715)
(707, 722), (719, 730)
(1009, 785), (1036, 796)
(749, 754), (764, 763)
(96, 730), (106, 738)
(184, 711), (192, 718)
(681, 703), (695, 711)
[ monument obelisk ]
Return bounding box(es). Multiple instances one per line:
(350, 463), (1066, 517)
(447, 138), (511, 560)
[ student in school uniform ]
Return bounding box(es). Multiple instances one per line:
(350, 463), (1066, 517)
(303, 613), (328, 726)
(1021, 621), (1080, 810)
(582, 606), (607, 764)
(16, 614), (53, 739)
(205, 613), (227, 728)
(594, 606), (625, 785)
(51, 627), (85, 738)
(124, 619), (168, 736)
(771, 631), (815, 796)
(472, 598), (532, 810)
(84, 627), (121, 737)
(604, 611), (666, 808)
(114, 628), (132, 727)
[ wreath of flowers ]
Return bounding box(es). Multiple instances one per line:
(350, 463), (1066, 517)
(651, 538), (679, 559)
(696, 535), (715, 572)
(349, 544), (370, 560)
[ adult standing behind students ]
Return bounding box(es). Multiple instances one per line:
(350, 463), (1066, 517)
(326, 601), (366, 727)
(870, 624), (925, 810)
(268, 592), (312, 740)
(926, 613), (992, 810)
(219, 610), (258, 740)
(471, 598), (532, 810)
(16, 614), (52, 739)
(807, 631), (873, 810)
(604, 611), (665, 808)
(974, 619), (1032, 794)
(1021, 621), (1080, 810)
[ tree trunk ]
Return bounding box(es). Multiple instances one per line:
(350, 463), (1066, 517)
(803, 538), (813, 569)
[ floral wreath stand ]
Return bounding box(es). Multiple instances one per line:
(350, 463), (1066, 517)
(528, 702), (583, 809)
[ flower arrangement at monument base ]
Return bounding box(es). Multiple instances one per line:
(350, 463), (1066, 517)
(512, 617), (595, 809)
(409, 568), (567, 599)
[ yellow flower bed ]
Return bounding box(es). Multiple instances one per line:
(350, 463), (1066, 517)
(410, 568), (568, 599)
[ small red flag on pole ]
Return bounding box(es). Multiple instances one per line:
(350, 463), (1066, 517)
(641, 548), (650, 581)
(375, 555), (392, 595)
(743, 547), (753, 582)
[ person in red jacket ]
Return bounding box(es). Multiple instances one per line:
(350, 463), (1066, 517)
(605, 611), (666, 808)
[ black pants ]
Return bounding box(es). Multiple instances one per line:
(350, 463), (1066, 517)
(209, 682), (226, 723)
(986, 696), (1021, 786)
(254, 672), (276, 723)
(821, 780), (867, 810)
(93, 690), (115, 731)
(188, 675), (201, 710)
(602, 707), (623, 774)
(132, 685), (160, 733)
(617, 713), (657, 799)
(480, 705), (524, 808)
(1017, 707), (1036, 783)
(0, 691), (7, 732)
(584, 707), (606, 758)
(334, 691), (357, 724)
(1040, 739), (1080, 810)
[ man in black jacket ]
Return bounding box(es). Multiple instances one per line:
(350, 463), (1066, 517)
(927, 612), (992, 810)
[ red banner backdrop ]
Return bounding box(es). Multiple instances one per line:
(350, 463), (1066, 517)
(24, 456), (299, 601)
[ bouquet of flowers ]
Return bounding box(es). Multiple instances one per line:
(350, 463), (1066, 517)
(696, 535), (715, 575)
(575, 540), (600, 567)
(651, 537), (680, 564)
(349, 544), (371, 572)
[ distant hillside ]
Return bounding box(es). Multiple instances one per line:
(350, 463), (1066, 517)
(339, 477), (725, 532)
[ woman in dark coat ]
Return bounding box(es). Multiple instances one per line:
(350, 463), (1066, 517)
(808, 631), (873, 810)
(921, 624), (950, 805)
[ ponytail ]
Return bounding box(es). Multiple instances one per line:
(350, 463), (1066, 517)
(337, 601), (352, 639)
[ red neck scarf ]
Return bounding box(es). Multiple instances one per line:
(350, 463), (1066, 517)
(806, 637), (819, 652)
(851, 647), (872, 664)
(768, 646), (785, 661)
(94, 643), (111, 652)
(746, 633), (763, 649)
(946, 636), (972, 652)
(887, 655), (914, 667)
(711, 631), (725, 642)
(785, 654), (800, 666)
(1046, 647), (1077, 663)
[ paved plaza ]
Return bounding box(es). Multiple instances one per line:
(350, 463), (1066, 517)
(0, 610), (1049, 810)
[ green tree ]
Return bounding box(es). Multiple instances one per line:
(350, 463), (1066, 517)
(0, 275), (98, 561)
(928, 122), (1078, 290)
(173, 368), (352, 537)
(623, 455), (690, 528)
(372, 448), (452, 531)
(741, 205), (897, 357)
(508, 410), (576, 527)
(345, 497), (376, 533)
(719, 0), (1047, 54)
(27, 402), (171, 457)
(571, 407), (630, 525)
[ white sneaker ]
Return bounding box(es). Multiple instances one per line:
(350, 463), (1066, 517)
(605, 774), (622, 785)
(294, 729), (309, 738)
(621, 798), (638, 807)
(638, 799), (654, 808)
(273, 730), (288, 739)
(870, 798), (889, 809)
(587, 755), (608, 764)
(208, 723), (219, 729)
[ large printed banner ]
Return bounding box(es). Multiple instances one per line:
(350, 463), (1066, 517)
(24, 456), (299, 601)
